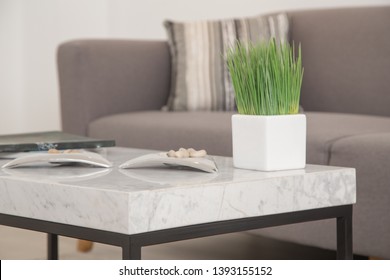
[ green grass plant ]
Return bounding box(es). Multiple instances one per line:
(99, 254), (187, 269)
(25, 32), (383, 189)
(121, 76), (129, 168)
(226, 39), (303, 115)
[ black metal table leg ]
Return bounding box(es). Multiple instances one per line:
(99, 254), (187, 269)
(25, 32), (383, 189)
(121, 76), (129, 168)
(337, 205), (353, 259)
(47, 233), (58, 260)
(122, 237), (141, 260)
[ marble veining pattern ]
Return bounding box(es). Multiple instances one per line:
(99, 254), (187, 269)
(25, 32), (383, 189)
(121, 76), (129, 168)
(0, 148), (356, 235)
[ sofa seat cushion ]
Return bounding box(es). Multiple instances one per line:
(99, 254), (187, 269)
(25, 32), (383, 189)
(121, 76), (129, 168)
(329, 132), (390, 258)
(306, 112), (390, 165)
(88, 111), (234, 156)
(88, 111), (390, 162)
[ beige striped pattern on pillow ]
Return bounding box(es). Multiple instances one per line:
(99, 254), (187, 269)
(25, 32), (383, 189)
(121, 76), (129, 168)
(164, 13), (289, 111)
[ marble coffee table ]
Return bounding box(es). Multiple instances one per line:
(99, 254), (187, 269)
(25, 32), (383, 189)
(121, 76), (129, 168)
(0, 147), (356, 259)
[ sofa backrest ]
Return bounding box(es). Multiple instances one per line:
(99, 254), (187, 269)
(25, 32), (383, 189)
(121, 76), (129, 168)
(289, 6), (390, 117)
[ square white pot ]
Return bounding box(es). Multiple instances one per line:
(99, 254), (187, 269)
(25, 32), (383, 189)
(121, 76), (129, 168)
(232, 114), (306, 171)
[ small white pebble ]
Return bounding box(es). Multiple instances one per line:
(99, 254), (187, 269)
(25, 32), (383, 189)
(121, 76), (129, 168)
(178, 148), (190, 158)
(189, 149), (207, 158)
(174, 150), (186, 158)
(167, 148), (207, 158)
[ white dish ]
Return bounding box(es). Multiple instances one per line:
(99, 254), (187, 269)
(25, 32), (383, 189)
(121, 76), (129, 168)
(119, 152), (218, 173)
(1, 150), (112, 168)
(2, 167), (111, 182)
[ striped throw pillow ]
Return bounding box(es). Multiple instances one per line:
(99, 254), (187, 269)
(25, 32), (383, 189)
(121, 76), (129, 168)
(164, 13), (290, 111)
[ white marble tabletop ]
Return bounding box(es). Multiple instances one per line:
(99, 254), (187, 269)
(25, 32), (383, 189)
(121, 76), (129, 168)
(0, 147), (356, 235)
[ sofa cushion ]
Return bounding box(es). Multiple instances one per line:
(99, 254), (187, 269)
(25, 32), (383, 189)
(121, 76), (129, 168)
(88, 111), (234, 156)
(306, 112), (390, 165)
(164, 13), (289, 111)
(291, 6), (390, 117)
(89, 111), (390, 163)
(329, 133), (390, 257)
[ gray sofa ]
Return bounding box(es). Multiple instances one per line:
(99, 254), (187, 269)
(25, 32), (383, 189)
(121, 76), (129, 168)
(58, 6), (390, 259)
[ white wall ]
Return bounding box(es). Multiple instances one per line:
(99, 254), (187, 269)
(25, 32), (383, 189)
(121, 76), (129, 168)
(107, 0), (390, 39)
(0, 0), (24, 134)
(0, 0), (388, 135)
(0, 0), (107, 135)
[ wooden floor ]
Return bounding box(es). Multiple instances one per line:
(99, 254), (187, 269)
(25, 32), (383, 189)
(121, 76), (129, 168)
(0, 225), (367, 260)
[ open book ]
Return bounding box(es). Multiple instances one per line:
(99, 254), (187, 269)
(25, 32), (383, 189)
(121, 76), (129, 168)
(0, 131), (115, 153)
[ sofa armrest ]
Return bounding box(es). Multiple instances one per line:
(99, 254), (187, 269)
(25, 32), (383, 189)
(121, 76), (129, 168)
(57, 39), (171, 136)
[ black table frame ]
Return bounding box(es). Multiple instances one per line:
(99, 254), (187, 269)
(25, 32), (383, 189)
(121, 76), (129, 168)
(0, 204), (353, 260)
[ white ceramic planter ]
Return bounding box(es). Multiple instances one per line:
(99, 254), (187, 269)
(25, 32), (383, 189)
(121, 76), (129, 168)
(232, 114), (306, 171)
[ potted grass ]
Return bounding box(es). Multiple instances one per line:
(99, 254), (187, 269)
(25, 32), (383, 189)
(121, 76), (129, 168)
(227, 39), (305, 171)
